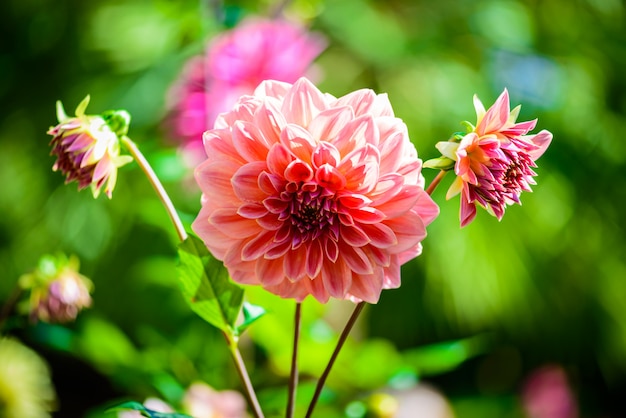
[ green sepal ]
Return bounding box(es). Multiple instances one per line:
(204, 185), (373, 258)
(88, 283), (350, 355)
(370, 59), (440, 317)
(236, 302), (267, 336)
(102, 109), (132, 137)
(423, 157), (455, 171)
(105, 401), (191, 418)
(177, 233), (244, 336)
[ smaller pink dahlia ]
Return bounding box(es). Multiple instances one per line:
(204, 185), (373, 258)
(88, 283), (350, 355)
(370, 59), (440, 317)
(166, 18), (326, 164)
(48, 96), (132, 198)
(192, 78), (439, 303)
(19, 254), (93, 324)
(438, 89), (552, 227)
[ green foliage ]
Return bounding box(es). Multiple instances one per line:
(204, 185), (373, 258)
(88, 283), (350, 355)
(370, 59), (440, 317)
(106, 401), (191, 418)
(177, 234), (244, 336)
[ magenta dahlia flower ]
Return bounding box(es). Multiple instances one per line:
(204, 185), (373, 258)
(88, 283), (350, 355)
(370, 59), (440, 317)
(192, 78), (439, 303)
(48, 96), (132, 198)
(167, 18), (326, 164)
(438, 89), (552, 227)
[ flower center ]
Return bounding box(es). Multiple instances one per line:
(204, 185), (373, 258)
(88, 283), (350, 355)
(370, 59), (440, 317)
(282, 181), (338, 243)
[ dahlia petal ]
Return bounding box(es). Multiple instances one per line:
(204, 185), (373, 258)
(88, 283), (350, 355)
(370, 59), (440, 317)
(368, 174), (404, 206)
(284, 245), (308, 282)
(306, 277), (331, 303)
(202, 130), (245, 163)
(255, 258), (285, 286)
(242, 229), (276, 261)
(308, 106), (355, 143)
(281, 78), (328, 127)
(324, 237), (339, 262)
(478, 89), (510, 135)
(311, 142), (341, 169)
(414, 190), (440, 226)
(195, 160), (240, 199)
(254, 80), (292, 101)
(527, 130), (553, 160)
(210, 208), (260, 239)
(340, 144), (380, 193)
(377, 130), (406, 174)
(315, 164), (347, 190)
(253, 100), (287, 143)
(334, 115), (379, 155)
(231, 121), (271, 162)
(339, 224), (371, 247)
(459, 188), (478, 227)
(192, 207), (233, 260)
(348, 269), (384, 303)
(306, 239), (324, 277)
(382, 255), (402, 288)
(280, 123), (316, 162)
(374, 184), (420, 218)
(256, 213), (283, 230)
(337, 193), (372, 209)
(340, 244), (374, 275)
(321, 257), (352, 298)
(231, 162), (268, 202)
(348, 206), (385, 224)
(384, 210), (426, 253)
(258, 171), (285, 194)
(265, 238), (292, 259)
(237, 203), (268, 219)
(284, 160), (314, 182)
(267, 143), (294, 176)
(360, 223), (397, 248)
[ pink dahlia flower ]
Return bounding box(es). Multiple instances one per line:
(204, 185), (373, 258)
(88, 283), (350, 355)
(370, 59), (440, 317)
(166, 18), (326, 164)
(19, 254), (93, 324)
(439, 89), (552, 227)
(192, 78), (439, 303)
(48, 96), (132, 198)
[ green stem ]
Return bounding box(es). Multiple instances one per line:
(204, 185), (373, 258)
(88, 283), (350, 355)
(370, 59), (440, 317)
(226, 335), (265, 418)
(286, 302), (302, 418)
(305, 302), (366, 418)
(121, 136), (187, 242)
(426, 170), (447, 196)
(122, 136), (265, 417)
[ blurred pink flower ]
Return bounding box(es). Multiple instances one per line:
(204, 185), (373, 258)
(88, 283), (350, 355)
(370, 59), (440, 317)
(167, 18), (326, 164)
(438, 89), (552, 226)
(183, 382), (247, 418)
(192, 78), (439, 303)
(19, 254), (93, 324)
(48, 96), (132, 198)
(522, 365), (578, 418)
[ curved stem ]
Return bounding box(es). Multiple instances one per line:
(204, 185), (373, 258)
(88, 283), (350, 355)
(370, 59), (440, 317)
(287, 302), (302, 418)
(122, 136), (265, 417)
(305, 302), (366, 418)
(227, 337), (265, 418)
(121, 136), (187, 242)
(426, 170), (448, 196)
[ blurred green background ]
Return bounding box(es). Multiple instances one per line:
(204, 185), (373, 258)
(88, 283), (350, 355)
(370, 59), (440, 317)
(1, 0), (625, 417)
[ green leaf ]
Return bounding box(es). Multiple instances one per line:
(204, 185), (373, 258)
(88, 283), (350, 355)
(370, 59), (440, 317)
(105, 401), (191, 418)
(236, 302), (267, 335)
(403, 335), (489, 376)
(177, 234), (244, 335)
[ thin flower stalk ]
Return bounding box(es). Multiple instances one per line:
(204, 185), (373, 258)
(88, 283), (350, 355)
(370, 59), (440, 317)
(122, 136), (265, 418)
(286, 302), (302, 418)
(304, 171), (444, 417)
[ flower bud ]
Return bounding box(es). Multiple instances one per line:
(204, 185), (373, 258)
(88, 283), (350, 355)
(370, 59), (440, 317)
(19, 254), (93, 324)
(47, 96), (133, 198)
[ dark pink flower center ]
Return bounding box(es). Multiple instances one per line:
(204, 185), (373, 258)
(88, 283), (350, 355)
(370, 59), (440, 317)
(267, 181), (339, 247)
